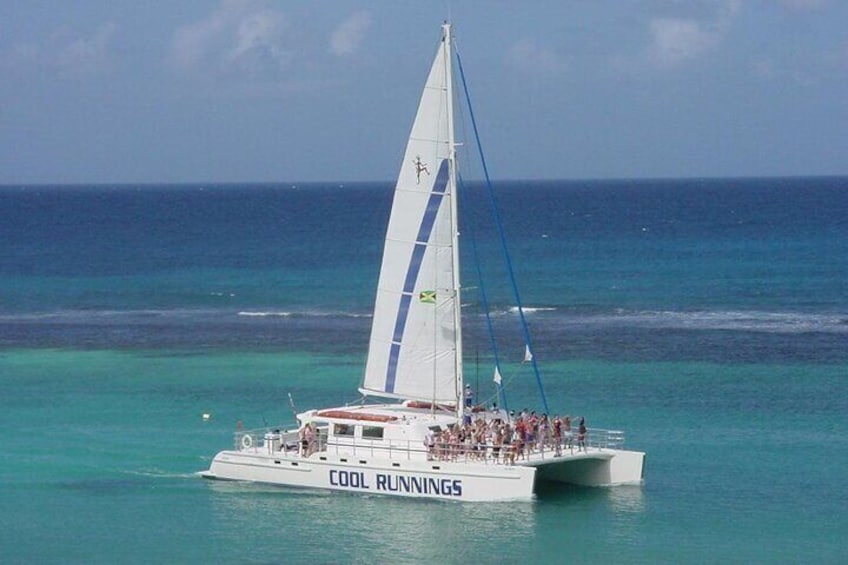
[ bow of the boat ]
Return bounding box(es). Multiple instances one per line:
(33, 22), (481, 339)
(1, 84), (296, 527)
(520, 448), (645, 487)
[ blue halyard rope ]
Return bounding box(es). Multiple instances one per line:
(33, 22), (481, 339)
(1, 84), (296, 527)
(457, 172), (508, 412)
(455, 50), (550, 415)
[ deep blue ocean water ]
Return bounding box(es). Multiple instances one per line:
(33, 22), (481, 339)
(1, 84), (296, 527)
(1, 177), (846, 563)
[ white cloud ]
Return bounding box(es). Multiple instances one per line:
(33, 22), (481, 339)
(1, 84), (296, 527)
(1, 23), (117, 77)
(170, 5), (229, 68)
(647, 18), (720, 68)
(329, 11), (371, 56)
(645, 1), (739, 69)
(506, 38), (567, 75)
(226, 10), (289, 71)
(170, 0), (289, 74)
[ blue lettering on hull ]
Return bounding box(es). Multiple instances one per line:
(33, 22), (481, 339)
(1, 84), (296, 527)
(329, 470), (370, 489)
(328, 469), (463, 497)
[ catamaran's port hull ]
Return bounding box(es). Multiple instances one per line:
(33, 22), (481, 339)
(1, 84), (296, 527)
(202, 447), (644, 500)
(526, 449), (645, 487)
(203, 450), (537, 502)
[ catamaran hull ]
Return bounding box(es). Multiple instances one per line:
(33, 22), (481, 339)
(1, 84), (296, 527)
(203, 450), (536, 502)
(526, 449), (645, 487)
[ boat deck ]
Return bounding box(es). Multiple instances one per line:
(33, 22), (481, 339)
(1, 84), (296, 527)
(234, 424), (626, 467)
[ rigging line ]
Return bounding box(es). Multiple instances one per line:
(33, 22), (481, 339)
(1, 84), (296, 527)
(455, 49), (550, 415)
(457, 171), (509, 412)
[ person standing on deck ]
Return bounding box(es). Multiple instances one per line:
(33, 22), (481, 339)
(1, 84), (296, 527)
(553, 415), (563, 456)
(305, 423), (316, 456)
(425, 428), (436, 460)
(577, 417), (587, 452)
(563, 415), (573, 451)
(298, 424), (308, 456)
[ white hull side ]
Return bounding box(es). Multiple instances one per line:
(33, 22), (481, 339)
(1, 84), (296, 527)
(203, 449), (536, 502)
(528, 449), (645, 487)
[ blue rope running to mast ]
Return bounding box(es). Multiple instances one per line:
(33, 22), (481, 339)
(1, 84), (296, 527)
(455, 50), (550, 415)
(457, 172), (508, 413)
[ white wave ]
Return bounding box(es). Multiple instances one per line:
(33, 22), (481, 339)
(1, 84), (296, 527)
(0, 308), (206, 322)
(4, 307), (841, 334)
(508, 306), (557, 314)
(237, 310), (292, 317)
(125, 469), (201, 479)
(0, 307), (371, 323)
(237, 310), (372, 319)
(580, 310), (848, 334)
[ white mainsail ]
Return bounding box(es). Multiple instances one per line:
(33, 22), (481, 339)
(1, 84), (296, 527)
(360, 25), (461, 405)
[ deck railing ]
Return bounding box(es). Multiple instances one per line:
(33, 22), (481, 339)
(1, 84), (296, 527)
(233, 426), (628, 463)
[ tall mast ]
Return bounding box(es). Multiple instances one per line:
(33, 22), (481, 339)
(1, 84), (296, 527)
(443, 23), (465, 419)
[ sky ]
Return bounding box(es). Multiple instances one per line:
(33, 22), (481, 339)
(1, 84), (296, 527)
(1, 0), (846, 184)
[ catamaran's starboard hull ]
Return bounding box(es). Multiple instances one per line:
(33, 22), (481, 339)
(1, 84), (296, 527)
(523, 448), (645, 487)
(203, 449), (537, 502)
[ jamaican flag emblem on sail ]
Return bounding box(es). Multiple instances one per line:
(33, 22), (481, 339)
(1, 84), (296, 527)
(418, 290), (436, 304)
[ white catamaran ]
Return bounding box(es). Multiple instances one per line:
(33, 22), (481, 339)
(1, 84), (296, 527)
(203, 23), (645, 501)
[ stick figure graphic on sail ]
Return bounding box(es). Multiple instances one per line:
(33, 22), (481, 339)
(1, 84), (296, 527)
(413, 155), (429, 184)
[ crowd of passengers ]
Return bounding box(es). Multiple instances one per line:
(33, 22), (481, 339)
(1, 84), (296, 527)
(291, 410), (589, 462)
(425, 410), (588, 464)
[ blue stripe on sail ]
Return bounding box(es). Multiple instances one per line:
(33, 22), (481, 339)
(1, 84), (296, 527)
(385, 160), (450, 393)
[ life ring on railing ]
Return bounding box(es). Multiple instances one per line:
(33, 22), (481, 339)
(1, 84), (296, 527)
(240, 434), (253, 449)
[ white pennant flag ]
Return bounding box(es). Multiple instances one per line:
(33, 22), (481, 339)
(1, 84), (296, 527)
(523, 345), (533, 363)
(493, 366), (502, 385)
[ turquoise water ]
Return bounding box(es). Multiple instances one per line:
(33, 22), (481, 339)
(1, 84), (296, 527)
(1, 178), (847, 562)
(2, 351), (845, 562)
